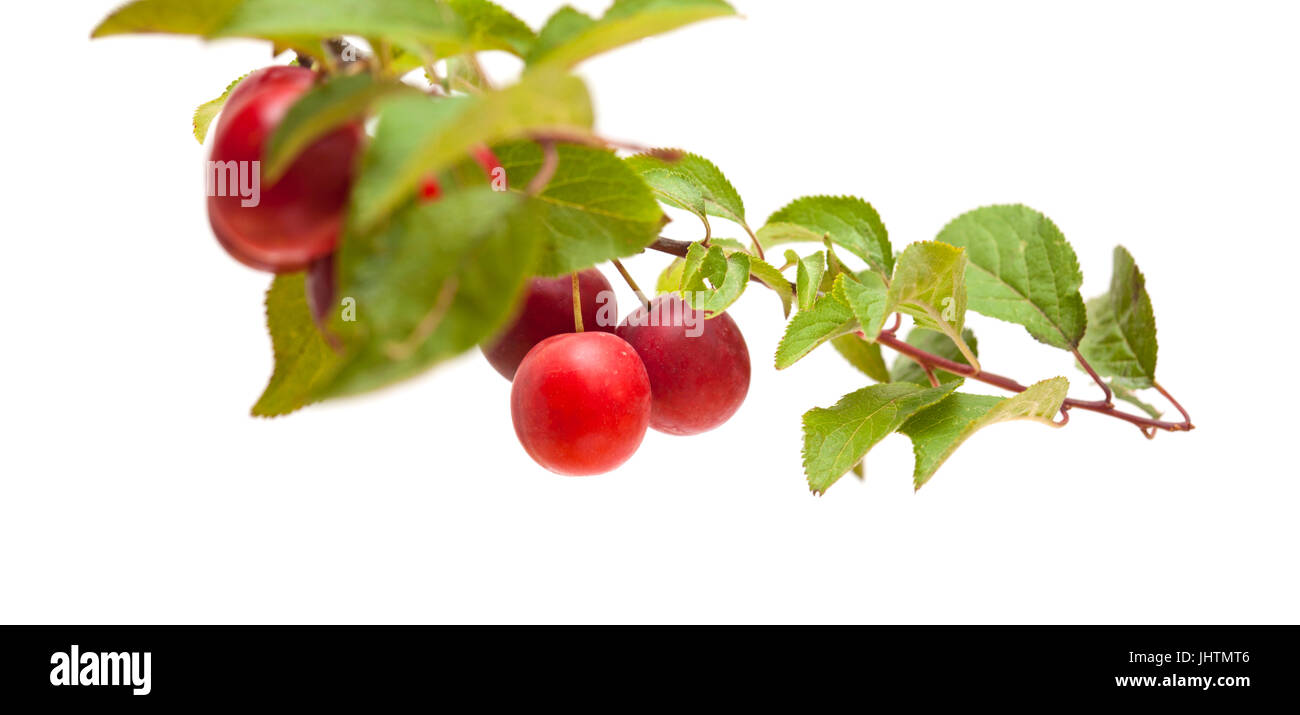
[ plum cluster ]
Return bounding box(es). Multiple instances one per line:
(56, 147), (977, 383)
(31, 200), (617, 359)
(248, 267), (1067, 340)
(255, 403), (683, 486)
(206, 65), (750, 476)
(485, 272), (750, 475)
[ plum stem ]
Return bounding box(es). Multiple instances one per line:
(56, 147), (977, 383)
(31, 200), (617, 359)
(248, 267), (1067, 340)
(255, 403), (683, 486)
(611, 258), (650, 309)
(571, 273), (584, 333)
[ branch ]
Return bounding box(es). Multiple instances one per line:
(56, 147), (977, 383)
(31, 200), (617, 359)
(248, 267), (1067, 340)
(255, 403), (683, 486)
(873, 331), (1194, 433)
(642, 238), (1195, 434)
(1071, 348), (1113, 407)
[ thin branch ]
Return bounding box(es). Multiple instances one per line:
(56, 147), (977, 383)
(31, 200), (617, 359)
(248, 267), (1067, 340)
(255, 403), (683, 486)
(741, 221), (766, 261)
(873, 331), (1193, 433)
(1153, 381), (1194, 428)
(1071, 348), (1114, 407)
(643, 237), (1194, 434)
(883, 312), (902, 336)
(611, 258), (650, 309)
(919, 361), (940, 387)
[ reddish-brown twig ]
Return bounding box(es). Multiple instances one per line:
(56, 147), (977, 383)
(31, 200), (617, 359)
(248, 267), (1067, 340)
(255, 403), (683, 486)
(645, 236), (1194, 434)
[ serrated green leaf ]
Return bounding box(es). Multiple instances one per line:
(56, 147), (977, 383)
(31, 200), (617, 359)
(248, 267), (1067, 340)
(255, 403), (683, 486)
(937, 204), (1087, 350)
(747, 258), (793, 317)
(350, 69), (594, 233)
(802, 382), (959, 494)
(253, 272), (342, 417)
(264, 74), (414, 183)
(494, 141), (665, 276)
(835, 271), (890, 339)
(900, 377), (1068, 489)
(757, 196), (893, 276)
(775, 290), (856, 369)
(526, 0), (736, 69)
(889, 327), (980, 386)
(447, 0), (536, 57)
(193, 73), (248, 144)
(795, 252), (824, 312)
(680, 244), (749, 316)
(1078, 246), (1158, 389)
(625, 151), (746, 228)
(831, 335), (890, 383)
(886, 241), (976, 368)
(316, 188), (539, 398)
(679, 241), (708, 290)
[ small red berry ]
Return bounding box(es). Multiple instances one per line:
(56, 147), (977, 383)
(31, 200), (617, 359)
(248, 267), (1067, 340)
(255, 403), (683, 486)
(206, 65), (362, 272)
(616, 295), (750, 435)
(482, 268), (617, 380)
(511, 332), (652, 476)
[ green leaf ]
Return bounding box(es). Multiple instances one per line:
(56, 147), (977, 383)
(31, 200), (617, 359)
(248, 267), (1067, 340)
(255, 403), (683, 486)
(317, 188), (539, 398)
(1078, 246), (1158, 389)
(775, 289), (856, 369)
(679, 241), (708, 290)
(802, 382), (959, 494)
(889, 327), (979, 386)
(900, 378), (1069, 489)
(886, 241), (976, 368)
(625, 151), (746, 227)
(526, 0), (736, 69)
(350, 69), (594, 233)
(447, 0), (536, 57)
(494, 141), (666, 276)
(264, 74), (414, 183)
(831, 335), (890, 383)
(758, 196), (893, 276)
(680, 244), (749, 316)
(936, 204), (1086, 350)
(835, 270), (890, 339)
(93, 0), (471, 58)
(193, 73), (247, 144)
(529, 6), (598, 63)
(795, 252), (824, 312)
(656, 257), (685, 294)
(442, 54), (487, 92)
(252, 273), (342, 417)
(747, 258), (793, 318)
(92, 0), (242, 37)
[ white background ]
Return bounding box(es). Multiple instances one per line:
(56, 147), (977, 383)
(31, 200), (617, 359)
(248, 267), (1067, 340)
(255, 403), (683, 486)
(2, 1), (1296, 624)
